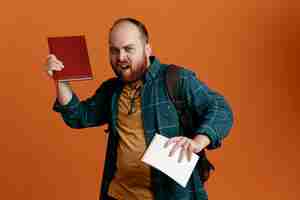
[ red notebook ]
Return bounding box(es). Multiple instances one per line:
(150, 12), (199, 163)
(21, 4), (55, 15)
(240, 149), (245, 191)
(47, 35), (93, 81)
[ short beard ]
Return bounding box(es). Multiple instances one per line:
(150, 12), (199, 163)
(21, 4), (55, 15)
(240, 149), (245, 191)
(111, 53), (148, 83)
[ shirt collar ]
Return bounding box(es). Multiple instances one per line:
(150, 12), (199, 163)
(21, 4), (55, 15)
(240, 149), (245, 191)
(144, 56), (161, 82)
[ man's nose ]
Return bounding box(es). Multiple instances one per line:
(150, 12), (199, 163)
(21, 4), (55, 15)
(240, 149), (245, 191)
(118, 49), (127, 62)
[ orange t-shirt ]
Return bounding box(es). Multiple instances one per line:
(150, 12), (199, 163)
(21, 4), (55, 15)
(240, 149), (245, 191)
(108, 81), (153, 200)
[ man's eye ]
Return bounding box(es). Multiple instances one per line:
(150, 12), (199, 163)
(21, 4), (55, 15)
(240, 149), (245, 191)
(125, 47), (134, 53)
(110, 48), (119, 54)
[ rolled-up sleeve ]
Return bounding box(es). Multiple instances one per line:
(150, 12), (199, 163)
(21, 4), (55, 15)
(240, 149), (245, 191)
(53, 93), (80, 113)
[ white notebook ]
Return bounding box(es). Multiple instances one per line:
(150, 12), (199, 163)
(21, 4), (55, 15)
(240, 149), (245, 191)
(141, 134), (199, 187)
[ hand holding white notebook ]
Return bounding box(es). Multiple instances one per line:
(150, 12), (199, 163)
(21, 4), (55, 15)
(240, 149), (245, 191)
(141, 134), (199, 188)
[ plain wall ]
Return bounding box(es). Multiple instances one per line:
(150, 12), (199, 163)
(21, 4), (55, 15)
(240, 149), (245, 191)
(1, 0), (299, 199)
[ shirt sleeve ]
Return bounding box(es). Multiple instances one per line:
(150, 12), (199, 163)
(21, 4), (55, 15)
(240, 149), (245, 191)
(52, 79), (115, 129)
(181, 70), (234, 149)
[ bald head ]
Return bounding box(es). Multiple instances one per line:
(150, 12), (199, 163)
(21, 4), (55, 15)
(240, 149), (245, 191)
(109, 18), (149, 45)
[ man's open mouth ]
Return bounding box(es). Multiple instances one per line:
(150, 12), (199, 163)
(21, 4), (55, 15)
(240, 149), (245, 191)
(119, 64), (130, 70)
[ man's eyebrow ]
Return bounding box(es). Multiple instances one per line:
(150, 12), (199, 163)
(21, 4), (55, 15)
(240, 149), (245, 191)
(109, 44), (135, 49)
(124, 44), (135, 48)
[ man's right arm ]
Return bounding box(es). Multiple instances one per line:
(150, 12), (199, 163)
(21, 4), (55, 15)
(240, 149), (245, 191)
(44, 54), (110, 129)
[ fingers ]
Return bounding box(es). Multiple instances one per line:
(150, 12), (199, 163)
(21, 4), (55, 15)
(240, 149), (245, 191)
(47, 54), (56, 60)
(166, 136), (193, 162)
(164, 137), (181, 148)
(44, 54), (64, 77)
(184, 140), (192, 162)
(178, 139), (191, 163)
(187, 143), (193, 161)
(168, 137), (186, 157)
(180, 139), (193, 162)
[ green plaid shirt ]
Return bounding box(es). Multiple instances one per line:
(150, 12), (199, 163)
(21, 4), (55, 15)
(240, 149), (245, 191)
(53, 57), (233, 200)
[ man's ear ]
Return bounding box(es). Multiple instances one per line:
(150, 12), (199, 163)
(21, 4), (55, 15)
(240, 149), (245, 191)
(145, 43), (152, 56)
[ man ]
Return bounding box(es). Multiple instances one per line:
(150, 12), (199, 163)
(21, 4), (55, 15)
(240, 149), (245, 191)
(45, 18), (233, 200)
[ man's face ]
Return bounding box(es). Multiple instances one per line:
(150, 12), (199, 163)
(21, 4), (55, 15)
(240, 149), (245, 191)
(109, 22), (151, 83)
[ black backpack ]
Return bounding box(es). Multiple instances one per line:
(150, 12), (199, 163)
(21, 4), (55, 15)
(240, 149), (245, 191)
(165, 64), (215, 183)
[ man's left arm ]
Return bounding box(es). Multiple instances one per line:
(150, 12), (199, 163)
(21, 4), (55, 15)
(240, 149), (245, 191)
(167, 70), (233, 160)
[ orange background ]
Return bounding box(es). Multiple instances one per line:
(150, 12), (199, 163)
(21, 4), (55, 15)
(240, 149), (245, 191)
(1, 0), (299, 199)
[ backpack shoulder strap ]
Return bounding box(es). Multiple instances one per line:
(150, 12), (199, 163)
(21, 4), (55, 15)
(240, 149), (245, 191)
(165, 64), (181, 103)
(165, 64), (189, 130)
